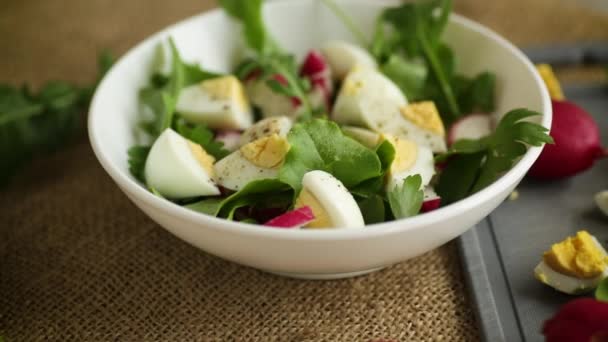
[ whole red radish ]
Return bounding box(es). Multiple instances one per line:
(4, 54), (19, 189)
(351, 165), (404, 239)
(529, 100), (606, 179)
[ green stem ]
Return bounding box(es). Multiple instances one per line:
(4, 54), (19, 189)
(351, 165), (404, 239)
(418, 30), (460, 118)
(320, 0), (369, 47)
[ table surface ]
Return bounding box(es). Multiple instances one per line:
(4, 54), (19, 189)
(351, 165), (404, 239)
(1, 0), (607, 341)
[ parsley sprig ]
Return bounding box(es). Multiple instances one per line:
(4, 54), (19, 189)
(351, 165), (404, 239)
(436, 109), (553, 204)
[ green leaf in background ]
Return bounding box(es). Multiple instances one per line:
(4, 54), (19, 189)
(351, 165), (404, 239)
(595, 277), (608, 302)
(127, 145), (151, 183)
(387, 174), (424, 219)
(357, 194), (386, 224)
(436, 152), (485, 205)
(217, 0), (280, 55)
(455, 71), (496, 114)
(0, 51), (114, 187)
(174, 119), (230, 160)
(279, 119), (382, 193)
(381, 54), (428, 100)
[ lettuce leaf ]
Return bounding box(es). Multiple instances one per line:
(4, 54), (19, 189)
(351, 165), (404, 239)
(279, 119), (382, 193)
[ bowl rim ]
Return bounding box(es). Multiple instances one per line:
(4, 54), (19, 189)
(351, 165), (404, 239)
(88, 0), (552, 241)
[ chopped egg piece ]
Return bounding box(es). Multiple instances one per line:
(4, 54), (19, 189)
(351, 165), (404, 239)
(176, 75), (253, 130)
(383, 134), (435, 191)
(536, 64), (565, 101)
(239, 116), (293, 146)
(595, 191), (608, 217)
(294, 170), (364, 229)
(321, 41), (377, 81)
(144, 128), (220, 198)
(245, 77), (301, 119)
(332, 67), (408, 130)
(534, 230), (608, 294)
(342, 126), (382, 149)
(213, 135), (290, 191)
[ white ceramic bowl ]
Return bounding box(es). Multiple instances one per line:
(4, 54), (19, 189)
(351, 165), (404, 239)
(89, 0), (551, 279)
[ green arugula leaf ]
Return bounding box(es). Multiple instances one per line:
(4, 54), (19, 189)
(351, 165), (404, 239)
(357, 195), (386, 224)
(454, 71), (496, 114)
(436, 109), (553, 203)
(185, 197), (224, 216)
(1, 51), (114, 187)
(174, 119), (230, 160)
(596, 277), (608, 302)
(387, 175), (424, 219)
(127, 146), (151, 183)
(381, 54), (428, 100)
(217, 0), (280, 55)
(349, 139), (395, 198)
(138, 38), (221, 138)
(279, 119), (382, 193)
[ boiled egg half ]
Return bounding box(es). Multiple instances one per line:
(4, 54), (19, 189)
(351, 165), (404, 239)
(145, 128), (220, 199)
(295, 170), (364, 229)
(321, 41), (377, 81)
(176, 75), (253, 130)
(383, 135), (435, 191)
(214, 134), (290, 191)
(534, 230), (608, 294)
(239, 116), (293, 146)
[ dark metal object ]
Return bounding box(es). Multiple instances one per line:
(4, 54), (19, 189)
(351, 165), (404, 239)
(523, 43), (608, 66)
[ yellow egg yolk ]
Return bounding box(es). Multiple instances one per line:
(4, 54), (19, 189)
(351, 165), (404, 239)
(382, 134), (418, 175)
(187, 141), (216, 176)
(240, 134), (290, 169)
(295, 189), (332, 228)
(200, 75), (250, 111)
(536, 64), (565, 101)
(399, 101), (445, 136)
(543, 230), (608, 278)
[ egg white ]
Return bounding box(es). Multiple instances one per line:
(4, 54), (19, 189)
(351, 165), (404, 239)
(332, 67), (408, 131)
(213, 150), (279, 191)
(534, 236), (608, 294)
(341, 126), (382, 149)
(176, 76), (253, 130)
(239, 116), (293, 146)
(386, 141), (435, 192)
(246, 80), (300, 119)
(321, 41), (377, 81)
(144, 128), (220, 198)
(300, 170), (364, 229)
(382, 113), (447, 153)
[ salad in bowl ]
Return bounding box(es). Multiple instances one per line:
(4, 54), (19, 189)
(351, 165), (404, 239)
(125, 0), (552, 230)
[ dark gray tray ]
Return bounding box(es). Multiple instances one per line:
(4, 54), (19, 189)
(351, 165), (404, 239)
(458, 84), (608, 342)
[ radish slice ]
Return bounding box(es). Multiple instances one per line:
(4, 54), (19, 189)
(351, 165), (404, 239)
(529, 100), (606, 180)
(422, 187), (441, 212)
(448, 113), (493, 145)
(215, 130), (242, 152)
(263, 206), (315, 229)
(421, 198), (441, 213)
(299, 50), (333, 110)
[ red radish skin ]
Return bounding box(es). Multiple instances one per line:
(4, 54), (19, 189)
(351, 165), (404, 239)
(299, 50), (333, 109)
(421, 198), (441, 213)
(448, 113), (493, 146)
(529, 100), (606, 180)
(263, 206), (315, 229)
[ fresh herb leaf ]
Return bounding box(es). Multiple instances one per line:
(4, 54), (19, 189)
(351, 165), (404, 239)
(138, 38), (220, 138)
(185, 197), (224, 216)
(436, 109), (553, 203)
(279, 119), (382, 193)
(357, 194), (386, 224)
(349, 139), (395, 198)
(381, 54), (428, 100)
(595, 278), (608, 302)
(219, 179), (292, 219)
(387, 174), (424, 219)
(218, 0), (280, 55)
(455, 71), (496, 114)
(0, 51), (114, 186)
(127, 146), (151, 183)
(174, 119), (230, 159)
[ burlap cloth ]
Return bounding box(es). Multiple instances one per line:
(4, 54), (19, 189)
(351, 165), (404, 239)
(1, 1), (607, 341)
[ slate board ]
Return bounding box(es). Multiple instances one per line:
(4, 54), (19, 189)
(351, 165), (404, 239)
(458, 84), (608, 342)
